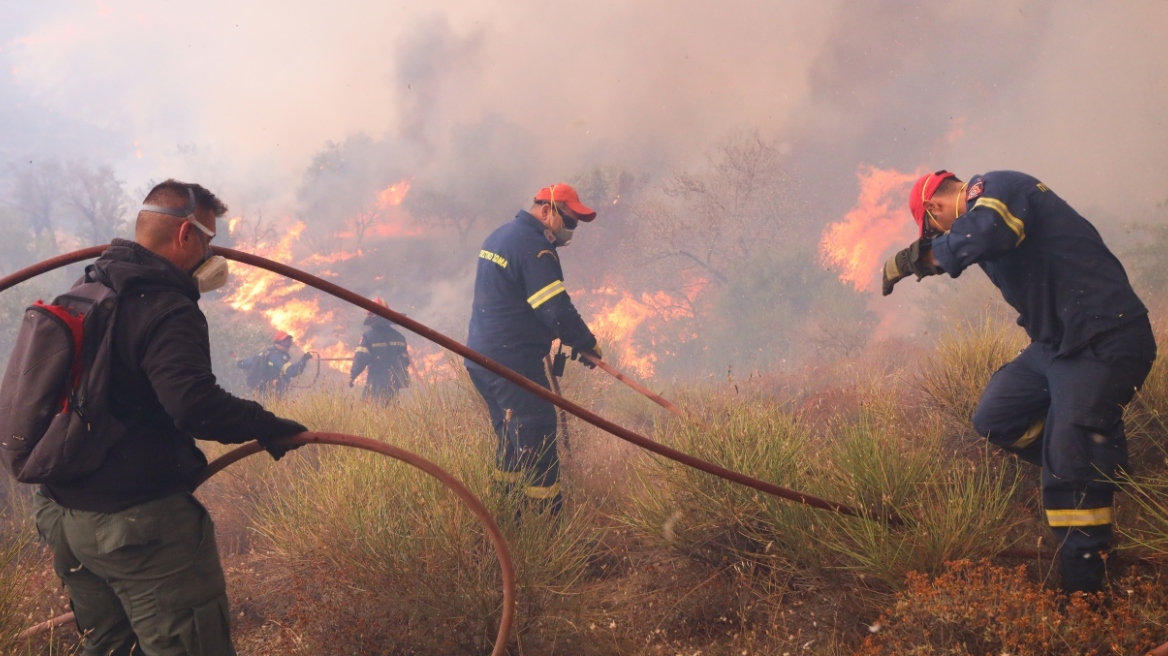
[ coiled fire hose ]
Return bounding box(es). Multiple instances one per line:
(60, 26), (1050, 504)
(15, 433), (517, 654)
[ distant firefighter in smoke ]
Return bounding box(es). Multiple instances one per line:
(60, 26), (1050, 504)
(349, 298), (410, 402)
(237, 331), (312, 396)
(466, 183), (603, 515)
(882, 170), (1157, 594)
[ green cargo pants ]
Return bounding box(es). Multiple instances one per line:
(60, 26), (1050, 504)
(34, 491), (235, 656)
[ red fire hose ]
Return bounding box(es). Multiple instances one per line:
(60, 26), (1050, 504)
(0, 245), (877, 522)
(16, 433), (517, 655)
(8, 246), (1168, 652)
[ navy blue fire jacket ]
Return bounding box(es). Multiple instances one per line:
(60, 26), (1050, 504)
(467, 211), (597, 367)
(930, 170), (1147, 355)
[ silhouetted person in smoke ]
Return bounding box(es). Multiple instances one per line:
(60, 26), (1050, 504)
(29, 179), (306, 655)
(349, 298), (410, 402)
(465, 183), (602, 514)
(237, 331), (312, 396)
(882, 170), (1156, 594)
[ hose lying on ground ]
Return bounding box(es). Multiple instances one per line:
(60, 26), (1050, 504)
(17, 432), (517, 656)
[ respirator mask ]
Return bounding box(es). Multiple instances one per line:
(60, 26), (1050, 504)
(141, 187), (232, 293)
(191, 255), (230, 293)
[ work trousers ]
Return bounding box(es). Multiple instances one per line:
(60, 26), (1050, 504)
(467, 361), (560, 504)
(971, 316), (1156, 592)
(34, 491), (235, 656)
(363, 372), (404, 403)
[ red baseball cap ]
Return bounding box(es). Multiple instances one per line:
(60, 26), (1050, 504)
(535, 183), (596, 222)
(909, 170), (956, 237)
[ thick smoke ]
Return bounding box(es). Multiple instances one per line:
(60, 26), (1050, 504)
(2, 1), (1167, 380)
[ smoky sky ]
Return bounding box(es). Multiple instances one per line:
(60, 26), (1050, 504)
(2, 0), (1167, 230)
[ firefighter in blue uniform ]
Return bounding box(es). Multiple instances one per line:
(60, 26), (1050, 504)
(466, 183), (602, 514)
(349, 298), (410, 402)
(237, 331), (312, 397)
(883, 170), (1157, 593)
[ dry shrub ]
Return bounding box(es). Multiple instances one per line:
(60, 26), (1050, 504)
(624, 387), (1024, 591)
(623, 398), (821, 571)
(815, 390), (1025, 588)
(0, 517), (33, 650)
(253, 384), (603, 655)
(859, 559), (1168, 655)
(916, 318), (1027, 432)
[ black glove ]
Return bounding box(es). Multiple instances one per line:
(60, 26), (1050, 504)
(300, 353), (313, 364)
(570, 344), (602, 369)
(348, 378), (355, 388)
(259, 418), (307, 461)
(882, 237), (943, 297)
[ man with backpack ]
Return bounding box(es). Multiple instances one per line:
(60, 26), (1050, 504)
(237, 331), (312, 396)
(12, 180), (308, 655)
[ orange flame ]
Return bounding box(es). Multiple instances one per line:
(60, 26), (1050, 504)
(818, 165), (920, 292)
(377, 179), (412, 209)
(313, 340), (353, 372)
(583, 287), (694, 378)
(410, 348), (457, 383)
(227, 217), (242, 235)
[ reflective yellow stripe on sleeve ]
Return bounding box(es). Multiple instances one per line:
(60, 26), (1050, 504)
(524, 482), (561, 499)
(973, 197), (1026, 245)
(355, 346), (370, 354)
(527, 280), (567, 309)
(281, 362), (294, 374)
(492, 469), (524, 484)
(1045, 507), (1112, 527)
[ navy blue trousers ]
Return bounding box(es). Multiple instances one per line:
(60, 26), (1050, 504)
(972, 316), (1155, 592)
(467, 361), (560, 501)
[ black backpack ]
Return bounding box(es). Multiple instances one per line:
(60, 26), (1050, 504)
(0, 280), (122, 484)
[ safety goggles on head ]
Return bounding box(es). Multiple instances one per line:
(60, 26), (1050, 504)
(141, 187), (216, 239)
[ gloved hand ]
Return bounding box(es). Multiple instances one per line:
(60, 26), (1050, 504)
(570, 344), (603, 369)
(882, 237), (942, 296)
(259, 418), (307, 461)
(300, 352), (313, 364)
(348, 378), (355, 388)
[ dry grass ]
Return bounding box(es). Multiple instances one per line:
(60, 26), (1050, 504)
(252, 383), (606, 654)
(915, 317), (1027, 433)
(5, 317), (1168, 654)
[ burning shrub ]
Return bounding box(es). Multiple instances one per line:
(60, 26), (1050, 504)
(859, 559), (1168, 655)
(252, 384), (602, 654)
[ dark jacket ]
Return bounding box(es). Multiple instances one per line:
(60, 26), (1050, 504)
(466, 211), (596, 367)
(931, 171), (1148, 356)
(43, 239), (302, 512)
(351, 316), (409, 391)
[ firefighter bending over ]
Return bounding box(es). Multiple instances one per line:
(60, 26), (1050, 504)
(237, 331), (312, 396)
(466, 183), (602, 514)
(882, 170), (1156, 594)
(349, 298), (410, 402)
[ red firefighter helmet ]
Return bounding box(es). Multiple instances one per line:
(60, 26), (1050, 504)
(368, 297), (388, 317)
(273, 331), (292, 344)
